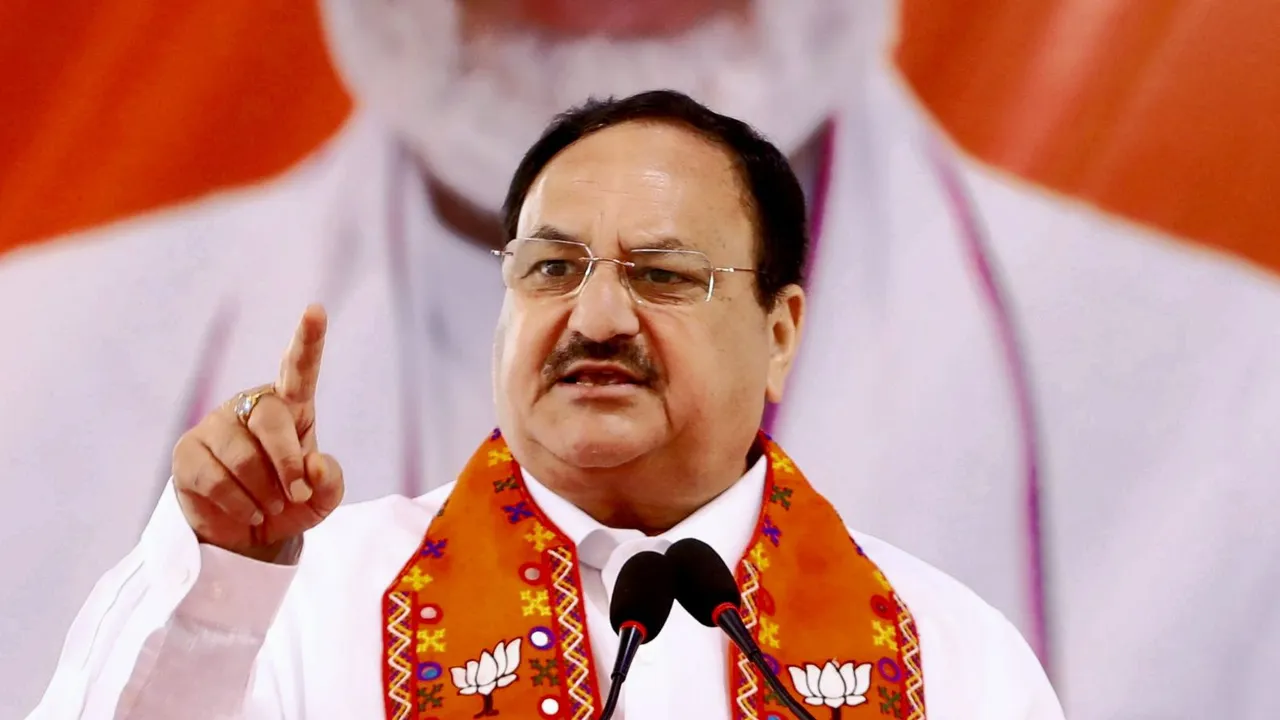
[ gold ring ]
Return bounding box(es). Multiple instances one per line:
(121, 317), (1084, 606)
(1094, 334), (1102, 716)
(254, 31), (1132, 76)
(234, 387), (274, 426)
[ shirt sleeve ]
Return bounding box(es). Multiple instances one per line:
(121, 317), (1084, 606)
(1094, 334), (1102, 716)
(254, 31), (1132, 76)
(989, 613), (1066, 720)
(26, 481), (300, 719)
(850, 527), (1067, 719)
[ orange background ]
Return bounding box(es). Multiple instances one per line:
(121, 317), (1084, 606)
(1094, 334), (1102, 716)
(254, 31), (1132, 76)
(1, 0), (1277, 273)
(895, 0), (1280, 273)
(0, 0), (348, 253)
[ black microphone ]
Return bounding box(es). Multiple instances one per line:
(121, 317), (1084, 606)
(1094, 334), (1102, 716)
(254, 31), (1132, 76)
(600, 550), (676, 720)
(666, 538), (817, 720)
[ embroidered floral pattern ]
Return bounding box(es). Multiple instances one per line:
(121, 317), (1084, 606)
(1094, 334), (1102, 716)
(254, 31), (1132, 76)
(448, 638), (522, 717)
(788, 661), (873, 712)
(547, 546), (594, 719)
(899, 601), (925, 720)
(735, 554), (764, 716)
(382, 431), (926, 719)
(729, 441), (926, 720)
(384, 591), (415, 720)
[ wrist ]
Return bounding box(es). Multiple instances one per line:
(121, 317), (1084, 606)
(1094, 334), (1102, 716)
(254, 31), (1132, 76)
(199, 535), (304, 566)
(243, 535), (304, 565)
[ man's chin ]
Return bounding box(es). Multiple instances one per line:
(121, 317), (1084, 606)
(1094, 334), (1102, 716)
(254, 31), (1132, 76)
(536, 415), (664, 470)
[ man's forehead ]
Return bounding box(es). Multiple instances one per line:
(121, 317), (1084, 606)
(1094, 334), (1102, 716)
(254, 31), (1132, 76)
(518, 122), (753, 249)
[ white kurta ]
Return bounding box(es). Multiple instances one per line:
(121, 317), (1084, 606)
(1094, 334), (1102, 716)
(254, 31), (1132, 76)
(27, 459), (1061, 719)
(3, 13), (1280, 719)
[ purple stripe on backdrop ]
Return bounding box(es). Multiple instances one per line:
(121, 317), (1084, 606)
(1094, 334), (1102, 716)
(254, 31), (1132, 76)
(925, 139), (1051, 673)
(761, 119), (837, 433)
(387, 152), (425, 499)
(760, 116), (1051, 673)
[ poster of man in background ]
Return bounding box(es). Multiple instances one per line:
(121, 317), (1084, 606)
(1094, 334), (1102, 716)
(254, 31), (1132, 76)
(2, 0), (1278, 717)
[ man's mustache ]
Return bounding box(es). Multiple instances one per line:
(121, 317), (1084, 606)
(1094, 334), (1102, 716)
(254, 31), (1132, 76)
(542, 334), (658, 386)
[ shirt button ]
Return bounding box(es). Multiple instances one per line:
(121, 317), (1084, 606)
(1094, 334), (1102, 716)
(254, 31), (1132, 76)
(210, 581), (226, 601)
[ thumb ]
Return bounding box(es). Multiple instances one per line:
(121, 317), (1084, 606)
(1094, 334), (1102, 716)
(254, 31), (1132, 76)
(304, 452), (344, 519)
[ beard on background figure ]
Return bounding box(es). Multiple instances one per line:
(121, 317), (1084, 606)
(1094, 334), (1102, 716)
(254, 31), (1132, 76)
(319, 0), (867, 213)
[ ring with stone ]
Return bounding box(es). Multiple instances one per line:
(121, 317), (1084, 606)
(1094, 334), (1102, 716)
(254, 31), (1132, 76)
(234, 387), (274, 426)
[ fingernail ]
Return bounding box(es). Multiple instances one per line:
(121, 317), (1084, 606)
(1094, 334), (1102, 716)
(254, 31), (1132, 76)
(268, 500), (286, 516)
(250, 511), (264, 526)
(290, 480), (313, 503)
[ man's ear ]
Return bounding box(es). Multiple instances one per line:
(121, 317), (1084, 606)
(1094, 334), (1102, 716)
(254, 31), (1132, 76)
(764, 284), (805, 404)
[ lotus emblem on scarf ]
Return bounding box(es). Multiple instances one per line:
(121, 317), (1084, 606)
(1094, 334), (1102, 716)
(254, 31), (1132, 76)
(787, 660), (874, 718)
(449, 638), (522, 717)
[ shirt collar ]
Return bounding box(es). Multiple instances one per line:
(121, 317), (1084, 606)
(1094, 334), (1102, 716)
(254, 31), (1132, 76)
(521, 456), (768, 571)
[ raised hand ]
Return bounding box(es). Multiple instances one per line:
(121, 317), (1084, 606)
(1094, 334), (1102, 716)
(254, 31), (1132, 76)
(171, 305), (344, 562)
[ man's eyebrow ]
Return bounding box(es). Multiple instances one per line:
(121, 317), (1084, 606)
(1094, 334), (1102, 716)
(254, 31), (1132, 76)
(525, 225), (580, 243)
(632, 235), (692, 251)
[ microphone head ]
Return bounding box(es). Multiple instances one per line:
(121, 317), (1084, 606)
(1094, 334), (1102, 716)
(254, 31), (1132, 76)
(665, 538), (742, 627)
(609, 550), (676, 644)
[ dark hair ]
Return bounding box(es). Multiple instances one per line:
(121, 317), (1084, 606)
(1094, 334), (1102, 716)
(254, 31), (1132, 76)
(501, 90), (808, 307)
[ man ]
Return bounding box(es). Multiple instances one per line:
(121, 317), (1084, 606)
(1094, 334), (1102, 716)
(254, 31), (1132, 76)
(5, 1), (1280, 718)
(29, 91), (1061, 720)
(0, 3), (865, 712)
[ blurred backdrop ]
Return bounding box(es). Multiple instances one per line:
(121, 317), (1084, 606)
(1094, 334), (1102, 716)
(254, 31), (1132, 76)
(2, 0), (1278, 717)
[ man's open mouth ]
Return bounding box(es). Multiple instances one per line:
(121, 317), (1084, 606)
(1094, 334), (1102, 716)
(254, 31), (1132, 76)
(559, 364), (646, 386)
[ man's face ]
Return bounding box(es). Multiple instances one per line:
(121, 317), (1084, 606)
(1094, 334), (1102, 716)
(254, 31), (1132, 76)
(321, 0), (859, 213)
(460, 0), (749, 38)
(493, 121), (803, 469)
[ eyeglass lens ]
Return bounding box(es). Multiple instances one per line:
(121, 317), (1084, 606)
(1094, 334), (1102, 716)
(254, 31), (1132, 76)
(502, 238), (714, 304)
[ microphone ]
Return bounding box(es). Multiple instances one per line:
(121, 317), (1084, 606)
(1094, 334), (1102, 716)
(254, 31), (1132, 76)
(666, 538), (817, 720)
(600, 550), (676, 720)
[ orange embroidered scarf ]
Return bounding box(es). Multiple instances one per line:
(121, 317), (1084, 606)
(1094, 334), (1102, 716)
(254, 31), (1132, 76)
(382, 430), (926, 719)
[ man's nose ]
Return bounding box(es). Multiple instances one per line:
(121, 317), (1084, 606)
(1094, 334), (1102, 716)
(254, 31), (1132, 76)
(567, 261), (641, 342)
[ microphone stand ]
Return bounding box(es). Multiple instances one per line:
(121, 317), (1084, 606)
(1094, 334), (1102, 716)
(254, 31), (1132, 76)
(599, 623), (644, 720)
(715, 606), (817, 720)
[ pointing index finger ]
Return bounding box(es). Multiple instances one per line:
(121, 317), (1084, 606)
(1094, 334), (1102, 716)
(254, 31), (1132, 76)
(276, 304), (328, 404)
